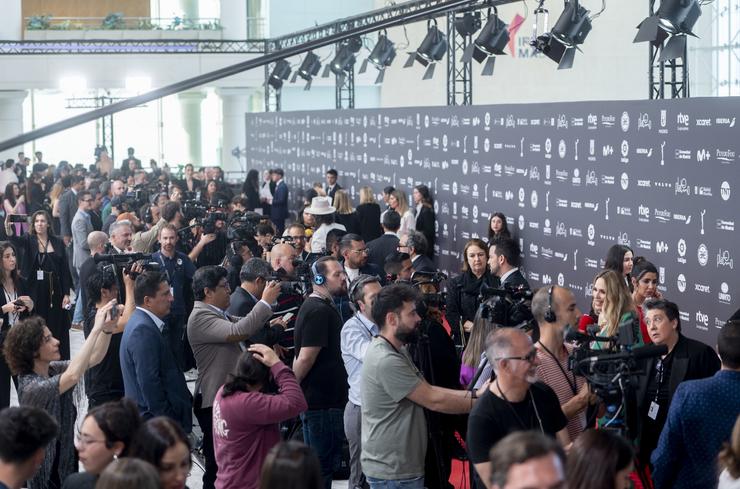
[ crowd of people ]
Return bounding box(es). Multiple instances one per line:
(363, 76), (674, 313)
(0, 155), (737, 489)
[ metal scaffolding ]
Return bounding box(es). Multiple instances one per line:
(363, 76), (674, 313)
(0, 39), (266, 55)
(336, 69), (356, 109)
(446, 11), (474, 105)
(65, 95), (125, 161)
(648, 0), (690, 99)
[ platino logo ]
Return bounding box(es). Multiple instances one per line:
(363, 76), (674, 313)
(717, 249), (734, 269)
(677, 273), (686, 293)
(697, 243), (708, 267)
(620, 111), (630, 132)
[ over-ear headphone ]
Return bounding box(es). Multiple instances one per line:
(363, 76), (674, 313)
(544, 286), (557, 323)
(348, 274), (379, 313)
(311, 260), (325, 286)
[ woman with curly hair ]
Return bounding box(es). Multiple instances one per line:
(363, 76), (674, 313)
(2, 302), (119, 489)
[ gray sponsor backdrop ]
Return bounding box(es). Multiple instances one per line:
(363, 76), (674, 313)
(245, 97), (738, 347)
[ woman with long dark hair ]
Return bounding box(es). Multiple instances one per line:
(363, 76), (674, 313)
(129, 417), (193, 489)
(260, 442), (323, 489)
(604, 244), (634, 292)
(242, 169), (261, 211)
(0, 241), (34, 409)
(213, 344), (307, 489)
(5, 210), (74, 359)
(413, 184), (435, 258)
(4, 182), (27, 236)
(567, 429), (634, 489)
(446, 238), (499, 349)
(62, 398), (142, 489)
(631, 257), (661, 344)
(487, 212), (510, 242)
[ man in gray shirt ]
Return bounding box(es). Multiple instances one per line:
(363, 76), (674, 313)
(361, 283), (480, 489)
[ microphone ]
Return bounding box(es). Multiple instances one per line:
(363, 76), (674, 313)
(586, 324), (601, 337)
(577, 314), (596, 332)
(583, 344), (668, 365)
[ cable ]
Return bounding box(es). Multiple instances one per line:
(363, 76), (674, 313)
(602, 403), (623, 427)
(589, 0), (607, 20)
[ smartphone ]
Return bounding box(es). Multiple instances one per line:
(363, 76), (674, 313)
(108, 301), (119, 321)
(282, 312), (295, 322)
(13, 299), (24, 307)
(8, 215), (27, 223)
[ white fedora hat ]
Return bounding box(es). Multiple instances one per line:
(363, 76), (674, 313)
(306, 196), (336, 215)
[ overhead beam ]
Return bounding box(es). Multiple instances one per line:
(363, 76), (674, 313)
(0, 0), (519, 152)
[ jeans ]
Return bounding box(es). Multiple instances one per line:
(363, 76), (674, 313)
(367, 476), (424, 489)
(72, 284), (84, 324)
(343, 402), (365, 489)
(301, 408), (345, 489)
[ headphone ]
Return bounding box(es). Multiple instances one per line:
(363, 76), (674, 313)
(348, 274), (380, 313)
(544, 286), (557, 323)
(311, 260), (325, 286)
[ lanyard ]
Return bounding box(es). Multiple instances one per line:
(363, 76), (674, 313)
(537, 341), (579, 396)
(496, 379), (544, 433)
(653, 357), (666, 402)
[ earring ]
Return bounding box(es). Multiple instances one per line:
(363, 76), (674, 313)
(113, 453), (119, 460)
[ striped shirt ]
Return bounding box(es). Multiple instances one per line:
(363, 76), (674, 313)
(535, 343), (587, 442)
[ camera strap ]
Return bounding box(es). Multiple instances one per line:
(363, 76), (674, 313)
(537, 341), (579, 396)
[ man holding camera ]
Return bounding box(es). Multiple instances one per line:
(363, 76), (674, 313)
(187, 265), (281, 489)
(152, 224), (196, 372)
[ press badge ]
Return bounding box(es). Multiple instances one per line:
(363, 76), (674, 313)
(37, 270), (44, 281)
(648, 401), (659, 420)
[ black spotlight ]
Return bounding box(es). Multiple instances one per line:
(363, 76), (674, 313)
(634, 0), (701, 61)
(268, 59), (291, 90)
(404, 20), (448, 80)
(295, 52), (321, 90)
(360, 32), (396, 84)
(533, 0), (592, 69)
(327, 37), (362, 83)
(454, 12), (482, 37)
(463, 9), (510, 76)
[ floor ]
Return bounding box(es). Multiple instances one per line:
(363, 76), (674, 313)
(10, 329), (350, 489)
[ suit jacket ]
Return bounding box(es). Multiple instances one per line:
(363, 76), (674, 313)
(411, 254), (436, 273)
(326, 183), (342, 201)
(120, 308), (192, 432)
(226, 287), (284, 347)
(366, 233), (399, 271)
(187, 300), (273, 408)
(58, 189), (78, 238)
(415, 205), (436, 257)
(501, 269), (531, 291)
(356, 203), (382, 242)
(271, 180), (289, 223)
(71, 209), (93, 270)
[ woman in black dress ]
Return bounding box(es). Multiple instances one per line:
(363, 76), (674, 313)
(242, 169), (261, 211)
(355, 186), (382, 242)
(0, 240), (34, 408)
(5, 210), (73, 360)
(413, 184), (436, 258)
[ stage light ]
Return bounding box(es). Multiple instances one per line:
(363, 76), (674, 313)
(462, 8), (510, 76)
(267, 60), (291, 90)
(328, 37), (363, 83)
(634, 0), (701, 61)
(359, 32), (397, 84)
(295, 52), (321, 90)
(404, 20), (448, 80)
(532, 0), (592, 70)
(454, 12), (482, 37)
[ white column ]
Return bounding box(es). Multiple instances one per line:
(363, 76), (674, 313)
(178, 90), (206, 165)
(179, 0), (199, 19)
(0, 0), (22, 40)
(220, 0), (247, 39)
(218, 87), (254, 176)
(0, 90), (27, 158)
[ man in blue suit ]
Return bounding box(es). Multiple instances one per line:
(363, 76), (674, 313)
(120, 271), (193, 433)
(270, 168), (289, 235)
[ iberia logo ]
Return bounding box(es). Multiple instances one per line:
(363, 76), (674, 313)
(507, 14), (525, 56)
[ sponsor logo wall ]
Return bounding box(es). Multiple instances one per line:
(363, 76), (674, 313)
(245, 97), (738, 347)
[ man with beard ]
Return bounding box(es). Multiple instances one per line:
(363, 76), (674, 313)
(152, 224), (196, 371)
(292, 256), (349, 489)
(467, 328), (568, 489)
(361, 283), (478, 489)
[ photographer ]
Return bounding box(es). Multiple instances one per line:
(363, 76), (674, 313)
(467, 328), (568, 489)
(187, 265), (281, 489)
(531, 286), (592, 442)
(227, 258), (287, 347)
(384, 251), (413, 283)
(84, 263), (137, 408)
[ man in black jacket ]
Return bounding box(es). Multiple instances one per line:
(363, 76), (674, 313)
(367, 210), (401, 271)
(404, 230), (436, 273)
(325, 168), (341, 201)
(489, 237), (530, 291)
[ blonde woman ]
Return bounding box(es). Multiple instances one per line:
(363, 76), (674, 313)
(333, 189), (360, 235)
(592, 269), (641, 349)
(388, 189), (415, 236)
(49, 181), (64, 235)
(356, 186), (382, 242)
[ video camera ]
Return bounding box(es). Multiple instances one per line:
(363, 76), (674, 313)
(409, 271), (448, 316)
(181, 199), (229, 235)
(266, 259), (313, 297)
(94, 252), (162, 279)
(478, 283), (535, 328)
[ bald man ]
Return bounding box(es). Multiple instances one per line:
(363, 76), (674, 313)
(77, 231), (110, 315)
(270, 243), (297, 276)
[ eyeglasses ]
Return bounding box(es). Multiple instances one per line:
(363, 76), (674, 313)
(83, 199), (93, 203)
(495, 349), (538, 364)
(351, 248), (369, 255)
(75, 431), (106, 447)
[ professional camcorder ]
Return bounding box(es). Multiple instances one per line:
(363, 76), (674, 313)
(94, 252), (162, 279)
(478, 283), (535, 328)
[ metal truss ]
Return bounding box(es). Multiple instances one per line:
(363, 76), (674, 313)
(0, 39), (266, 55)
(265, 62), (282, 112)
(446, 11), (473, 106)
(66, 95), (124, 160)
(647, 0), (689, 99)
(336, 69), (355, 109)
(0, 0), (521, 151)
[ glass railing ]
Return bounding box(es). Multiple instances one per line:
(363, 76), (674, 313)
(25, 16), (223, 31)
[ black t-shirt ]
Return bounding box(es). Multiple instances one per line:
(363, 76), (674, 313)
(467, 382), (567, 464)
(294, 296), (348, 409)
(83, 307), (124, 405)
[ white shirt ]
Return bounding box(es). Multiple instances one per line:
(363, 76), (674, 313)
(136, 306), (165, 332)
(310, 222), (347, 253)
(398, 210), (416, 236)
(345, 267), (360, 285)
